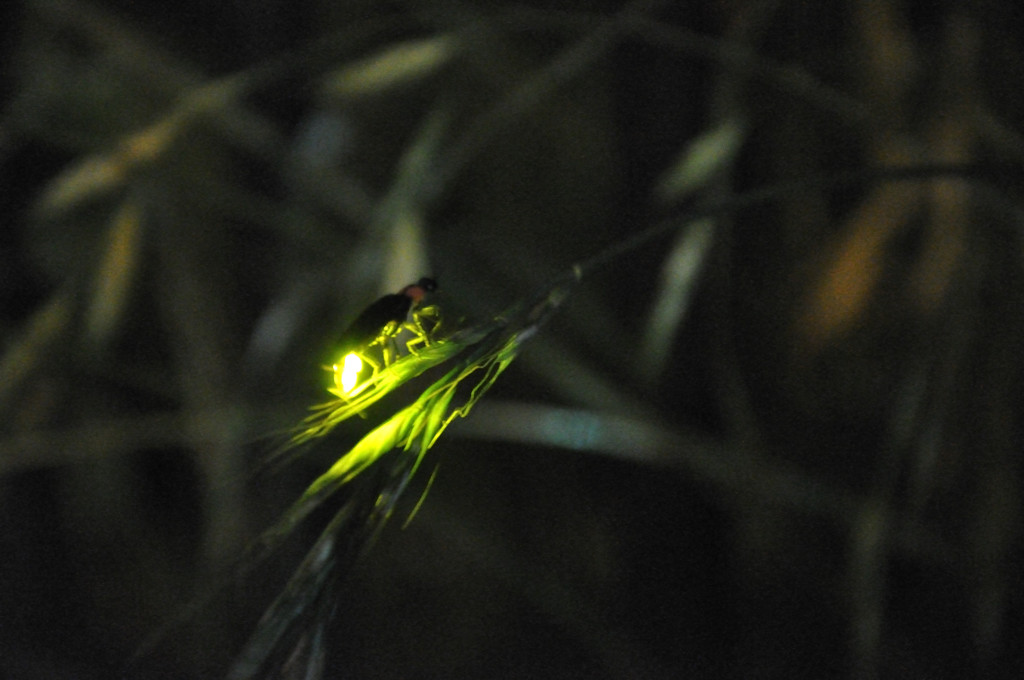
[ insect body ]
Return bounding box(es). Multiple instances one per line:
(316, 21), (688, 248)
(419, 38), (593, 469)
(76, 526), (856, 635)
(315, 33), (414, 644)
(333, 277), (440, 395)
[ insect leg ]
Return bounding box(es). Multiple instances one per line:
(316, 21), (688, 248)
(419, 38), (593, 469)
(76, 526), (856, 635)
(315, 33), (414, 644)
(404, 305), (442, 354)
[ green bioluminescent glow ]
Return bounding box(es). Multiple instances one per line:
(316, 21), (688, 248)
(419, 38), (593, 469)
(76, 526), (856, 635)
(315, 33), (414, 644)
(227, 273), (579, 680)
(335, 352), (364, 395)
(258, 272), (581, 539)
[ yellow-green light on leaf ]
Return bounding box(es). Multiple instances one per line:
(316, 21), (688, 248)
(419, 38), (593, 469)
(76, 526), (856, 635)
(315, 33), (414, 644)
(229, 275), (581, 676)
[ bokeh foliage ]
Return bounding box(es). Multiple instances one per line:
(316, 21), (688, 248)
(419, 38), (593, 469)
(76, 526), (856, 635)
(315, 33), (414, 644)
(2, 1), (1024, 678)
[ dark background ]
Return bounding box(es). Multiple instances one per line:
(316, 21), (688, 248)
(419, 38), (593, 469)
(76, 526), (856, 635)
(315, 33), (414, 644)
(2, 1), (1024, 678)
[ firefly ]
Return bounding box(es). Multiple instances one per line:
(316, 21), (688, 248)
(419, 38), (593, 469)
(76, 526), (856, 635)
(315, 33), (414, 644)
(333, 277), (440, 395)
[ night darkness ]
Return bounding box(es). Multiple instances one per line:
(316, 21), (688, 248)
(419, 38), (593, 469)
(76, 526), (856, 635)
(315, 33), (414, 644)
(3, 1), (1024, 679)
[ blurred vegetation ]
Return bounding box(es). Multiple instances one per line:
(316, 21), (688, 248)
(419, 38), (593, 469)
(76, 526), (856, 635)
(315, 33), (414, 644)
(2, 0), (1024, 678)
